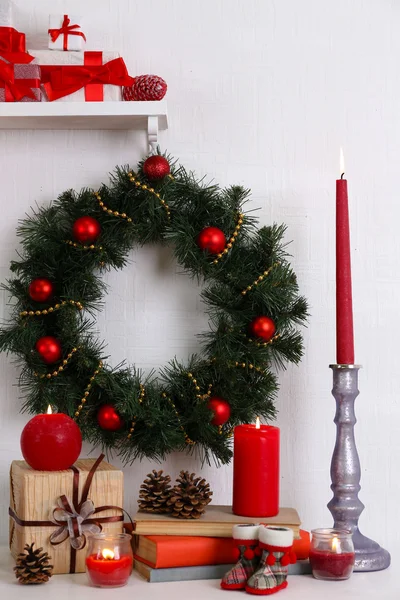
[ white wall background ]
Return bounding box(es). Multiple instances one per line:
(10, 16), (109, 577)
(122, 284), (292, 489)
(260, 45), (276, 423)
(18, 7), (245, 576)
(0, 0), (398, 559)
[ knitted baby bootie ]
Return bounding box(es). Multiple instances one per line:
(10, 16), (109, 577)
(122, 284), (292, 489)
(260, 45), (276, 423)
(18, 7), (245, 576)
(221, 524), (261, 590)
(246, 526), (296, 595)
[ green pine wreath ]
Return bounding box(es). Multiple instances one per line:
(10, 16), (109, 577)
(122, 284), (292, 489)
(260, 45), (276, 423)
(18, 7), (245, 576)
(0, 152), (308, 464)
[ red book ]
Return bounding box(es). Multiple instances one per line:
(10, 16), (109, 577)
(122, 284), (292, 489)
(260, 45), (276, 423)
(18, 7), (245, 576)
(132, 530), (310, 569)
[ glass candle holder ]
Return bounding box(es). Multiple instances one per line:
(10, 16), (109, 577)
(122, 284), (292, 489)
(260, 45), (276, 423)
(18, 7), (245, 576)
(86, 533), (133, 588)
(309, 528), (355, 580)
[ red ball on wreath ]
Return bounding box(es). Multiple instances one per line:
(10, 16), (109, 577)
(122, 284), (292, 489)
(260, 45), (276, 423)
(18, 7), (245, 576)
(207, 396), (231, 426)
(143, 155), (171, 180)
(249, 316), (276, 341)
(35, 336), (62, 365)
(97, 404), (124, 431)
(72, 216), (101, 244)
(197, 226), (226, 255)
(28, 278), (54, 303)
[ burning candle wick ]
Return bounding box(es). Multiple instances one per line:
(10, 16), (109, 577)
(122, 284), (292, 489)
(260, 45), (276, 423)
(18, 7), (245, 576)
(47, 405), (53, 414)
(101, 549), (115, 560)
(255, 416), (260, 429)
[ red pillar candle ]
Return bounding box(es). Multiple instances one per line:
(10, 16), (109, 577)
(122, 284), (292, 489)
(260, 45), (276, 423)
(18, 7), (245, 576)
(336, 149), (355, 364)
(20, 406), (82, 471)
(233, 420), (279, 517)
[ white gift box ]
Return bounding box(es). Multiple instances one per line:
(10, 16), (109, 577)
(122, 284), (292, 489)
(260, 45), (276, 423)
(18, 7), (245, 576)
(48, 14), (85, 51)
(0, 0), (12, 27)
(29, 50), (124, 102)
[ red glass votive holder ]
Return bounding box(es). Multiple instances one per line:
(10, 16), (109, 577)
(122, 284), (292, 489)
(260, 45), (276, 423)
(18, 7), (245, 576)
(309, 528), (355, 580)
(86, 533), (133, 588)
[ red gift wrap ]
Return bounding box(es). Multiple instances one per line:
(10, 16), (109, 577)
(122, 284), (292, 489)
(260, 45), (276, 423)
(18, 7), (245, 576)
(40, 51), (134, 102)
(0, 61), (40, 102)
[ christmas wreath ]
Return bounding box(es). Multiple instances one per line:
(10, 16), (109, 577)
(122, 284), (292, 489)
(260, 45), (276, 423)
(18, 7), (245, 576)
(0, 153), (308, 464)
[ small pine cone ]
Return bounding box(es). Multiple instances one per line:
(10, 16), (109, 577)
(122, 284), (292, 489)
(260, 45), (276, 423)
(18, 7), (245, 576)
(166, 471), (213, 519)
(138, 469), (172, 514)
(123, 75), (167, 101)
(14, 543), (53, 585)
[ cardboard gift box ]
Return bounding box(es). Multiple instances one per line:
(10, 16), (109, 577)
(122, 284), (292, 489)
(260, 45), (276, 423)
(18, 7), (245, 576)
(9, 456), (124, 574)
(48, 15), (86, 51)
(0, 61), (41, 102)
(29, 49), (134, 102)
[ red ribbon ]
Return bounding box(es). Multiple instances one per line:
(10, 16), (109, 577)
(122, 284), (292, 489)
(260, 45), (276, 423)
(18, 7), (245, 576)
(41, 53), (134, 102)
(0, 27), (34, 64)
(48, 15), (86, 51)
(0, 61), (38, 102)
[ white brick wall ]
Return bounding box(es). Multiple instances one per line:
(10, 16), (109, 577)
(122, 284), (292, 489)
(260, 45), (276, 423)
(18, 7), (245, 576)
(0, 0), (398, 557)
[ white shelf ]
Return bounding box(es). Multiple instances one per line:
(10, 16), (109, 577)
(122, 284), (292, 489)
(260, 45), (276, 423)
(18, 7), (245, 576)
(0, 101), (168, 149)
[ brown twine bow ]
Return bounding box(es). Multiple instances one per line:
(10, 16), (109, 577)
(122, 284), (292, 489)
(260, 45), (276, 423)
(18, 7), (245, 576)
(9, 454), (126, 573)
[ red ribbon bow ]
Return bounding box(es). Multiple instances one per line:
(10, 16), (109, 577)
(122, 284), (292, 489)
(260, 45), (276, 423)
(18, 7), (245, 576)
(48, 15), (86, 51)
(0, 60), (37, 102)
(0, 26), (34, 64)
(41, 54), (134, 102)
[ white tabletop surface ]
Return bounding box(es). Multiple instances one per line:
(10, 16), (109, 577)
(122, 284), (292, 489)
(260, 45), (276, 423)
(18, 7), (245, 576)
(0, 547), (398, 599)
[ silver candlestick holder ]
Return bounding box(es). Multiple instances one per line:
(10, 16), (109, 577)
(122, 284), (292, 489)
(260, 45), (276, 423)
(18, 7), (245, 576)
(328, 364), (391, 571)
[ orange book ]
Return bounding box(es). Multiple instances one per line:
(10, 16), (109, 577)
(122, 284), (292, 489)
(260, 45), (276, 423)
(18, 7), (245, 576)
(132, 530), (310, 569)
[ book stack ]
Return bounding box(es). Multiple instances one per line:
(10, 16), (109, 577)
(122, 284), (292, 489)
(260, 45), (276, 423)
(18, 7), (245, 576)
(130, 505), (311, 583)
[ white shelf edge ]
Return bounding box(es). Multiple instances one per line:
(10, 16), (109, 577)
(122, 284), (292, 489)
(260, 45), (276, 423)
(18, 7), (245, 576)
(0, 100), (168, 143)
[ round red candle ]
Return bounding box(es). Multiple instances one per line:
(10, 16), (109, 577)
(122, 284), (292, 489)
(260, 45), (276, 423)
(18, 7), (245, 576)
(86, 553), (133, 588)
(233, 422), (279, 517)
(20, 408), (82, 471)
(336, 150), (355, 365)
(309, 550), (355, 580)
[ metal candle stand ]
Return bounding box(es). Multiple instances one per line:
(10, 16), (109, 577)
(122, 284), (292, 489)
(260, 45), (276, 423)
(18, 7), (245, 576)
(328, 364), (391, 571)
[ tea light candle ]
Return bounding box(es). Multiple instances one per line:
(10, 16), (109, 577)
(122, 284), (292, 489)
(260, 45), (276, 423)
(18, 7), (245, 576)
(86, 534), (133, 588)
(309, 528), (355, 580)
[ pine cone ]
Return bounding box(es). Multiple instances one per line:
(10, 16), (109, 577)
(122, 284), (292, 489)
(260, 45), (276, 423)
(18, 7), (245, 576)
(166, 471), (213, 519)
(138, 469), (172, 513)
(14, 543), (53, 585)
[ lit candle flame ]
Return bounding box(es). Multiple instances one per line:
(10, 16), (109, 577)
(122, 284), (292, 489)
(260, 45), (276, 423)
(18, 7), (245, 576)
(101, 549), (115, 560)
(47, 405), (53, 415)
(331, 536), (342, 554)
(340, 147), (345, 176)
(255, 417), (260, 429)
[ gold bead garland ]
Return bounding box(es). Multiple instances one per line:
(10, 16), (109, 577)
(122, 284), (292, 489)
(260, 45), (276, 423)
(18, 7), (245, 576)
(94, 191), (133, 223)
(162, 392), (195, 446)
(74, 361), (103, 420)
(187, 372), (213, 400)
(128, 172), (171, 220)
(247, 333), (281, 348)
(241, 262), (280, 296)
(213, 212), (244, 265)
(127, 384), (145, 439)
(20, 299), (84, 318)
(34, 346), (78, 379)
(65, 240), (103, 251)
(234, 361), (264, 374)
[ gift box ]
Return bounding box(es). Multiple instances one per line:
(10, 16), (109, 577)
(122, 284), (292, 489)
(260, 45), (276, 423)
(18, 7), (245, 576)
(0, 0), (12, 27)
(30, 50), (134, 102)
(48, 14), (86, 51)
(0, 61), (41, 102)
(9, 455), (124, 574)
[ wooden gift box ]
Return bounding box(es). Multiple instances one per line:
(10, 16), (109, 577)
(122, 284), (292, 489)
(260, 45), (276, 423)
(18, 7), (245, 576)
(9, 457), (124, 574)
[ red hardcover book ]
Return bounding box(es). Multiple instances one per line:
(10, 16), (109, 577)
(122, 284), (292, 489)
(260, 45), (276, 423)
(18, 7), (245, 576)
(132, 530), (310, 569)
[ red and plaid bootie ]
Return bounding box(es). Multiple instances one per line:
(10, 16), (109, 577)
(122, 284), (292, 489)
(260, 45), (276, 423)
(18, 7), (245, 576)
(246, 526), (296, 595)
(221, 524), (261, 590)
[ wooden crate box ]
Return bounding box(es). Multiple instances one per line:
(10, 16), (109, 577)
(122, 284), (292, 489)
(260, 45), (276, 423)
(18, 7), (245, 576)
(9, 457), (124, 574)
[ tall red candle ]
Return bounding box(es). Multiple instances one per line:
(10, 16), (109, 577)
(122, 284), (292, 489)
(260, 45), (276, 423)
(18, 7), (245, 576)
(336, 149), (355, 364)
(233, 421), (279, 517)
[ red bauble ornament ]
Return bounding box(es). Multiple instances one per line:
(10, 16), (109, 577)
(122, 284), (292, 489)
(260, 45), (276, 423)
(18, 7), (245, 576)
(72, 216), (101, 244)
(207, 396), (231, 426)
(143, 155), (170, 180)
(97, 404), (124, 431)
(123, 74), (167, 101)
(249, 316), (276, 341)
(35, 336), (62, 365)
(197, 227), (226, 255)
(28, 278), (54, 303)
(20, 411), (82, 471)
